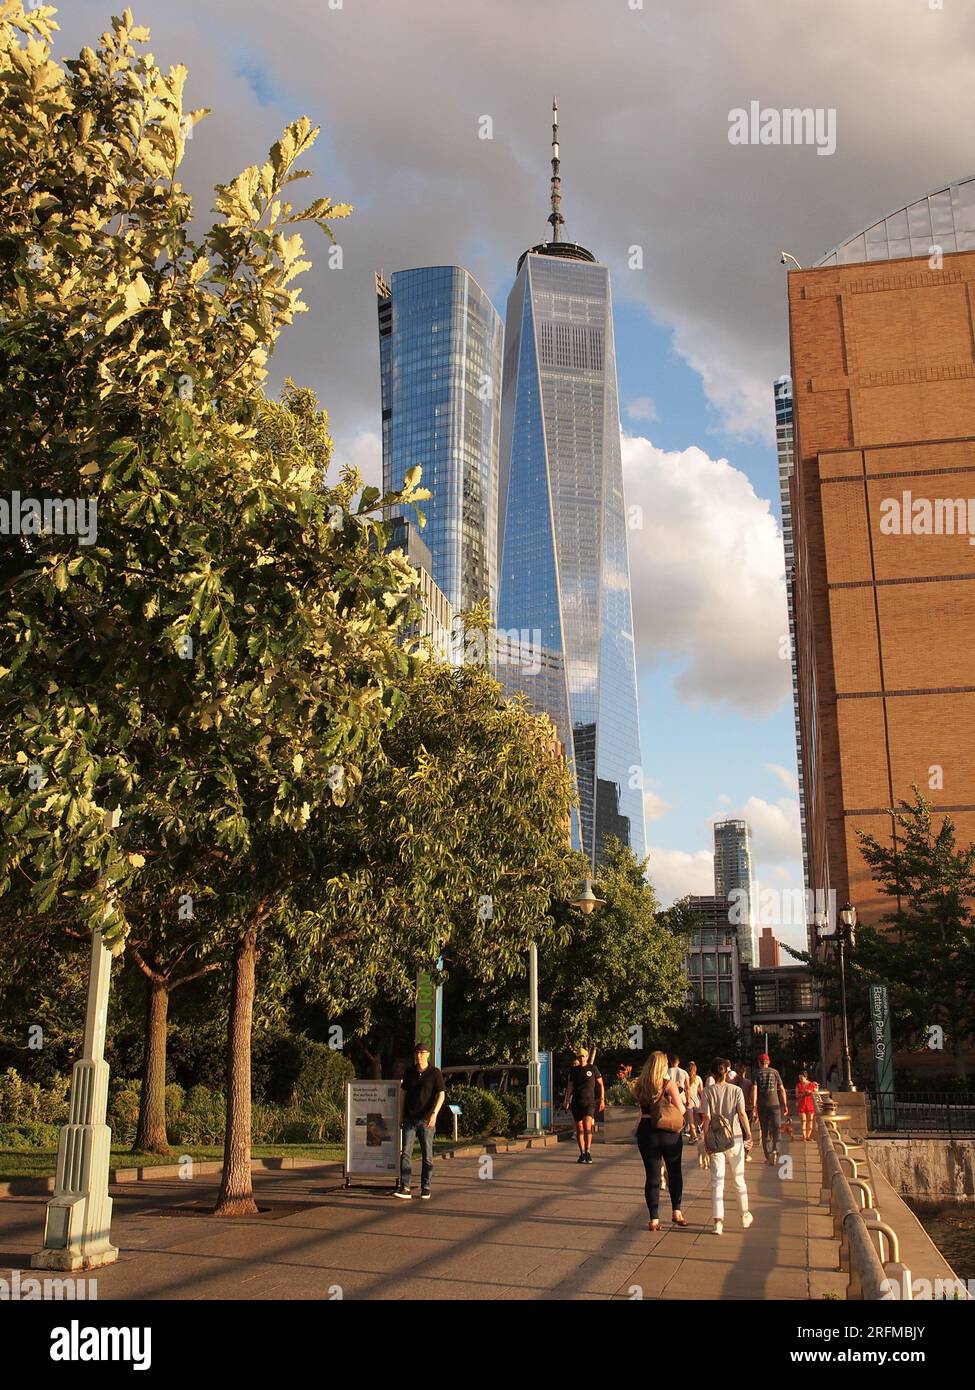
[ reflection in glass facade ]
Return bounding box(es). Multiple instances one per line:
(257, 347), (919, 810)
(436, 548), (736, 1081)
(815, 174), (975, 266)
(497, 247), (645, 867)
(378, 267), (503, 617)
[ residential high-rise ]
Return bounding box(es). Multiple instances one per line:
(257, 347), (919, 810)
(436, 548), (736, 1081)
(713, 818), (756, 965)
(377, 266), (503, 621)
(496, 102), (645, 866)
(684, 894), (744, 1028)
(773, 374), (809, 893)
(787, 176), (975, 1070)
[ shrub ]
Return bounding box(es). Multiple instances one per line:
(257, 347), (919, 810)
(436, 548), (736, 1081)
(37, 1074), (70, 1126)
(294, 1044), (354, 1107)
(606, 1081), (638, 1107)
(0, 1121), (61, 1150)
(447, 1085), (507, 1137)
(165, 1082), (185, 1126)
(172, 1085), (225, 1146)
(109, 1082), (142, 1145)
(498, 1090), (526, 1135)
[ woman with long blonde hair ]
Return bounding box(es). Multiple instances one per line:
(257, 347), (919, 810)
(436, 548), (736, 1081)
(634, 1050), (686, 1231)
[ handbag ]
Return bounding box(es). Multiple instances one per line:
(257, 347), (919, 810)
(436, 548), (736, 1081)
(644, 1087), (684, 1134)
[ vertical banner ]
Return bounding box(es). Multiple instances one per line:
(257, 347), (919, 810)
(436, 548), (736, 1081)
(414, 963), (442, 1068)
(539, 1050), (553, 1131)
(870, 984), (895, 1129)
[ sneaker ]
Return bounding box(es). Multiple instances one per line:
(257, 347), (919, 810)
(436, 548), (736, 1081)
(419, 1189), (431, 1201)
(577, 1154), (587, 1164)
(584, 1152), (594, 1164)
(393, 1187), (412, 1200)
(713, 1220), (723, 1236)
(742, 1211), (753, 1229)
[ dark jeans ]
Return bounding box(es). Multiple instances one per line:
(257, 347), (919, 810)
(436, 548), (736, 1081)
(636, 1122), (683, 1219)
(400, 1118), (435, 1190)
(757, 1105), (781, 1161)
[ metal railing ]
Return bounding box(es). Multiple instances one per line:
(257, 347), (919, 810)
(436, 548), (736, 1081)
(868, 1091), (975, 1135)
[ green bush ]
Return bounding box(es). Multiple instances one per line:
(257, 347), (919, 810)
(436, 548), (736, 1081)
(294, 1043), (353, 1107)
(0, 1121), (61, 1149)
(172, 1085), (225, 1145)
(606, 1081), (638, 1107)
(0, 1068), (70, 1126)
(109, 1082), (142, 1145)
(447, 1085), (507, 1137)
(498, 1090), (526, 1135)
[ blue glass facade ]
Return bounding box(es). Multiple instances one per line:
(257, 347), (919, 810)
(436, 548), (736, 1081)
(378, 267), (503, 617)
(497, 249), (646, 866)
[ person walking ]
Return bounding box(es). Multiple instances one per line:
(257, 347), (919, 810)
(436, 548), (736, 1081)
(751, 1052), (789, 1164)
(796, 1070), (818, 1141)
(685, 1061), (704, 1141)
(394, 1043), (445, 1200)
(666, 1052), (690, 1137)
(564, 1047), (604, 1164)
(736, 1064), (754, 1162)
(634, 1051), (687, 1231)
(701, 1057), (754, 1235)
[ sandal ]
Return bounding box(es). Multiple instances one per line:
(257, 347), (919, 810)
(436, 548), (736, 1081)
(648, 1219), (661, 1232)
(672, 1211), (688, 1227)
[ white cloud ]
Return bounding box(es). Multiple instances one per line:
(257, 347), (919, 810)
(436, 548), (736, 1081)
(339, 428), (383, 491)
(765, 762), (799, 794)
(648, 846), (714, 907)
(643, 788), (672, 823)
(626, 395), (658, 423)
(734, 795), (802, 865)
(622, 433), (791, 717)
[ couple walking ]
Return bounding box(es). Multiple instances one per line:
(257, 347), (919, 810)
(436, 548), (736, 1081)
(635, 1052), (754, 1234)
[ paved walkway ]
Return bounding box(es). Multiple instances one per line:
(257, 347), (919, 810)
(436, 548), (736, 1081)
(0, 1122), (847, 1300)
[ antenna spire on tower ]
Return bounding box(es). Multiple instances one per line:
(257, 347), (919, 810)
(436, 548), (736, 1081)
(548, 97), (564, 243)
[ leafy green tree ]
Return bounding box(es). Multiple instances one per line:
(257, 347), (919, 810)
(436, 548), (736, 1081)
(0, 5), (428, 1214)
(537, 839), (688, 1053)
(298, 658), (584, 1057)
(856, 789), (975, 1081)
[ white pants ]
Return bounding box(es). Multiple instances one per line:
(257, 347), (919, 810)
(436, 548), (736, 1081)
(710, 1138), (749, 1221)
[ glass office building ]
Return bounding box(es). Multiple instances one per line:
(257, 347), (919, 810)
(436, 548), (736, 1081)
(377, 267), (503, 618)
(713, 818), (756, 966)
(496, 115), (645, 867)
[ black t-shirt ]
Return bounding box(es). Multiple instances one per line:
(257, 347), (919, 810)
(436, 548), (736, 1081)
(401, 1065), (445, 1122)
(754, 1067), (784, 1107)
(568, 1064), (602, 1109)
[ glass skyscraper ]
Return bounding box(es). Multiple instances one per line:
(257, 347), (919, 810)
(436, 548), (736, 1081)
(377, 267), (503, 619)
(496, 104), (645, 866)
(713, 818), (756, 966)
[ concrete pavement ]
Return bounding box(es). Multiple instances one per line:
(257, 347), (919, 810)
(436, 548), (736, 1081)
(0, 1119), (847, 1300)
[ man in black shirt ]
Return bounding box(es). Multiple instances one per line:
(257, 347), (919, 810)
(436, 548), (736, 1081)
(563, 1047), (604, 1164)
(395, 1043), (445, 1200)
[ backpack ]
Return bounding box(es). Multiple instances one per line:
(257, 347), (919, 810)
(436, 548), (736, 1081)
(705, 1086), (736, 1153)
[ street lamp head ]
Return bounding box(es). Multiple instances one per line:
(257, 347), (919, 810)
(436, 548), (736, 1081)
(572, 877), (606, 916)
(839, 901), (857, 929)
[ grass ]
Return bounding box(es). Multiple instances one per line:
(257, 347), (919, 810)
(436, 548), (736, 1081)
(0, 1133), (509, 1183)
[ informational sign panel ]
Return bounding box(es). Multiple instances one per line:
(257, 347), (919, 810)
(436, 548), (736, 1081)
(870, 984), (895, 1129)
(414, 965), (442, 1068)
(539, 1050), (553, 1131)
(344, 1080), (401, 1182)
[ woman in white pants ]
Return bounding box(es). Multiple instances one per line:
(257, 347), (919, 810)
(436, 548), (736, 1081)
(701, 1057), (754, 1235)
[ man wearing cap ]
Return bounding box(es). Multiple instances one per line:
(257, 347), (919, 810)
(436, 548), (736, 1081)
(751, 1053), (789, 1164)
(394, 1043), (445, 1200)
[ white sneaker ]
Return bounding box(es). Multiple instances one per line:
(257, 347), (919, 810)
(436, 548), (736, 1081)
(713, 1220), (723, 1235)
(742, 1211), (754, 1229)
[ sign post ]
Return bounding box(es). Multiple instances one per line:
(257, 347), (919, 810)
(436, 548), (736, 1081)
(869, 984), (895, 1129)
(415, 962), (442, 1068)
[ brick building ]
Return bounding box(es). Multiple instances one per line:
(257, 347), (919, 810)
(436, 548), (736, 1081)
(787, 180), (975, 1071)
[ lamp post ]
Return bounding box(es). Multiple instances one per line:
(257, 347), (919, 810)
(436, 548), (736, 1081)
(34, 810), (121, 1271)
(815, 902), (858, 1093)
(525, 876), (605, 1137)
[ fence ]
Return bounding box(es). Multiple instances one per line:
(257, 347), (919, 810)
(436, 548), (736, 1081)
(868, 1092), (975, 1136)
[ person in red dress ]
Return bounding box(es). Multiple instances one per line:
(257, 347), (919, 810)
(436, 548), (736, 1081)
(795, 1070), (818, 1141)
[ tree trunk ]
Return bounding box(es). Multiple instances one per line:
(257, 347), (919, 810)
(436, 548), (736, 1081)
(134, 977), (171, 1154)
(363, 1044), (382, 1080)
(215, 928), (259, 1216)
